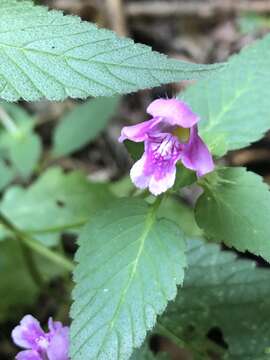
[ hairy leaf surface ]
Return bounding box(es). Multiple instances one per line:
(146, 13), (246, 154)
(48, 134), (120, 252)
(71, 199), (186, 360)
(159, 239), (270, 359)
(181, 33), (270, 156)
(195, 167), (270, 262)
(0, 1), (223, 101)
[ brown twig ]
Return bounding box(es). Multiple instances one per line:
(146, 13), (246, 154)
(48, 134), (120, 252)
(126, 1), (270, 18)
(104, 0), (128, 36)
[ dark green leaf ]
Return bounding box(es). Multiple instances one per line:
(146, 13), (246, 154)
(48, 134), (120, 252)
(195, 167), (270, 262)
(0, 238), (38, 321)
(159, 238), (270, 359)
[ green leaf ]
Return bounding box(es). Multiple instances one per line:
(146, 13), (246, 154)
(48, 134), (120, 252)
(0, 238), (38, 321)
(158, 196), (202, 238)
(0, 167), (114, 245)
(70, 199), (186, 360)
(0, 158), (15, 190)
(124, 140), (144, 162)
(181, 33), (270, 156)
(0, 237), (64, 321)
(238, 13), (270, 34)
(0, 102), (41, 178)
(195, 167), (270, 262)
(0, 101), (33, 123)
(8, 131), (41, 177)
(52, 97), (119, 157)
(0, 1), (223, 101)
(159, 238), (270, 359)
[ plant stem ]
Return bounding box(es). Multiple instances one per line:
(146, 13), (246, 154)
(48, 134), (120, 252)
(0, 106), (18, 134)
(18, 239), (45, 288)
(23, 236), (74, 272)
(0, 211), (75, 272)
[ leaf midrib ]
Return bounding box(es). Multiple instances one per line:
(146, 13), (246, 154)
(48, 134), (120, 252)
(95, 203), (158, 358)
(0, 41), (214, 74)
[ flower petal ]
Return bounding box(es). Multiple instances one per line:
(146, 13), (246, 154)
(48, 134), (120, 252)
(147, 99), (199, 128)
(47, 327), (69, 360)
(131, 135), (181, 195)
(181, 126), (214, 176)
(130, 155), (150, 190)
(48, 318), (63, 334)
(118, 117), (162, 143)
(16, 350), (42, 360)
(149, 165), (176, 196)
(12, 315), (44, 350)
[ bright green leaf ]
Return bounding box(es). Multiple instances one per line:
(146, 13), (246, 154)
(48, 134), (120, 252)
(159, 238), (270, 359)
(0, 167), (114, 244)
(195, 167), (270, 262)
(70, 199), (186, 360)
(181, 33), (270, 156)
(0, 1), (223, 101)
(53, 96), (119, 157)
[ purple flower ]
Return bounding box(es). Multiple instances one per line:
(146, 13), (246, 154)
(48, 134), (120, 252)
(119, 98), (214, 195)
(12, 315), (69, 360)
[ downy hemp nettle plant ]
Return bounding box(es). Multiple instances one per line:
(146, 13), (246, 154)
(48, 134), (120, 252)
(1, 1), (270, 359)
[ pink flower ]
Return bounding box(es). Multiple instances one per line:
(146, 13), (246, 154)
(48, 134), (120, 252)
(12, 315), (69, 360)
(119, 98), (214, 196)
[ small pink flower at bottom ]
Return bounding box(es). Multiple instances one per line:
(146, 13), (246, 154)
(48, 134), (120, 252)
(12, 315), (69, 360)
(119, 98), (214, 196)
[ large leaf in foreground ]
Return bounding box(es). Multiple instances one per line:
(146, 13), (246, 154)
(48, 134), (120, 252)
(70, 199), (186, 360)
(159, 239), (270, 359)
(0, 167), (114, 244)
(181, 33), (270, 156)
(195, 167), (270, 262)
(0, 1), (223, 101)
